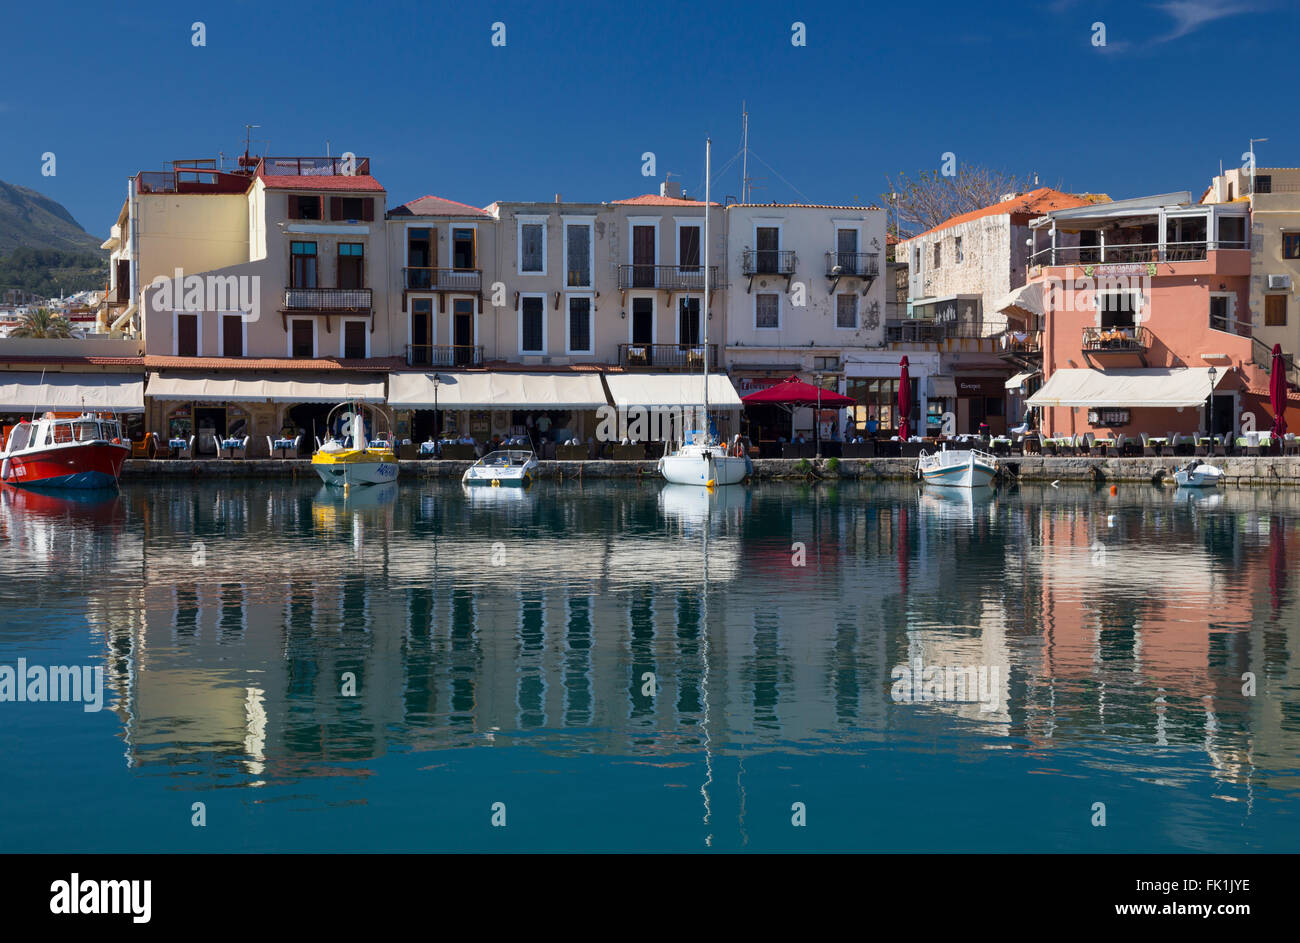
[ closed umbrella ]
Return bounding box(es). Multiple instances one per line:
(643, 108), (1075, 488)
(1270, 344), (1289, 439)
(897, 356), (911, 440)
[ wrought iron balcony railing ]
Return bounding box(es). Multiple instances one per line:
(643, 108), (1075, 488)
(403, 268), (482, 291)
(1082, 325), (1150, 351)
(406, 344), (485, 367)
(824, 251), (880, 278)
(615, 265), (719, 291)
(742, 249), (796, 276)
(617, 343), (718, 370)
(283, 288), (372, 311)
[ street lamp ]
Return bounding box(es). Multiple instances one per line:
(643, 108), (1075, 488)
(813, 371), (823, 459)
(432, 372), (441, 445)
(1207, 365), (1217, 443)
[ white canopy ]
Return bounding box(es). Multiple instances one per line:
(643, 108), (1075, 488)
(604, 373), (742, 409)
(1027, 367), (1229, 408)
(387, 372), (608, 410)
(0, 372), (144, 412)
(996, 282), (1045, 320)
(1005, 370), (1040, 390)
(145, 373), (385, 403)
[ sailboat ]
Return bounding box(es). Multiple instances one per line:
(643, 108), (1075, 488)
(311, 401), (398, 488)
(659, 137), (748, 488)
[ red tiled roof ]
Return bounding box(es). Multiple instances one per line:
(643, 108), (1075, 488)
(257, 174), (385, 192)
(0, 356), (143, 368)
(390, 195), (491, 217)
(904, 188), (1100, 241)
(143, 356), (403, 371)
(729, 203), (884, 211)
(611, 194), (718, 207)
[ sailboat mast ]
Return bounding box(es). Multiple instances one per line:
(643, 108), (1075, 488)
(703, 137), (710, 427)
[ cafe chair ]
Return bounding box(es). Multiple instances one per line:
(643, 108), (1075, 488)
(1140, 433), (1156, 457)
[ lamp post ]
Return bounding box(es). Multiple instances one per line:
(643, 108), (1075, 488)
(433, 372), (441, 446)
(814, 371), (823, 459)
(1207, 365), (1217, 444)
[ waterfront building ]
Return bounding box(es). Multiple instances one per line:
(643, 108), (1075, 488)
(721, 202), (888, 445)
(1021, 190), (1265, 439)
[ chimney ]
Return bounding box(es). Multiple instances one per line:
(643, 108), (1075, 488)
(555, 193), (562, 203)
(660, 179), (681, 199)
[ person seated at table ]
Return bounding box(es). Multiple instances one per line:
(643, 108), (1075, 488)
(793, 433), (806, 444)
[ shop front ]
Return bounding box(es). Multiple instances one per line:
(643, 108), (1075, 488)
(843, 353), (938, 439)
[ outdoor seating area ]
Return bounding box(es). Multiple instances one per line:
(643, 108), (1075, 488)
(215, 435), (250, 459)
(266, 434), (301, 459)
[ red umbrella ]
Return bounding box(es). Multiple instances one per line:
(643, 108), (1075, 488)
(740, 375), (855, 407)
(897, 356), (911, 439)
(1270, 344), (1289, 438)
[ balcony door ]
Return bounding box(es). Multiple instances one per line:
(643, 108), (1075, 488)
(410, 298), (432, 366)
(632, 225), (655, 287)
(837, 228), (859, 274)
(291, 242), (317, 289)
(679, 298), (700, 346)
(756, 226), (780, 273)
(453, 299), (474, 365)
(631, 298), (654, 345)
(408, 228), (433, 290)
(337, 243), (364, 290)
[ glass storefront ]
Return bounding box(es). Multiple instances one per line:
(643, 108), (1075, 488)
(845, 377), (919, 436)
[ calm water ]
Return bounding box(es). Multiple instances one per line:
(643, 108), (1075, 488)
(1, 477), (1298, 852)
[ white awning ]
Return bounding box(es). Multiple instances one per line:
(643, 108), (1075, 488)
(145, 373), (385, 403)
(928, 376), (957, 398)
(1005, 370), (1040, 390)
(605, 373), (742, 409)
(996, 282), (1044, 320)
(1027, 368), (1229, 409)
(0, 372), (144, 413)
(387, 372), (608, 410)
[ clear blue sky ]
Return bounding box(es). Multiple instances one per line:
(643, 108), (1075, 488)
(1, 0), (1294, 239)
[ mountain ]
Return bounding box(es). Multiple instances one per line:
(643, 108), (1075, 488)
(0, 180), (103, 255)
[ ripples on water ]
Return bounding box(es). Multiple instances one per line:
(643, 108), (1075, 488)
(0, 479), (1297, 852)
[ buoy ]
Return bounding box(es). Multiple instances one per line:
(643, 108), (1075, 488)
(706, 479), (716, 490)
(1110, 485), (1117, 496)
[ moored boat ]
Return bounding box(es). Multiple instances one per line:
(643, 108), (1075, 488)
(462, 449), (539, 487)
(917, 447), (998, 488)
(0, 413), (130, 489)
(659, 432), (749, 487)
(311, 402), (398, 488)
(1174, 461), (1224, 488)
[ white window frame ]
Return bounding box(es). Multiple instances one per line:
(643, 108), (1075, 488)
(754, 292), (781, 331)
(675, 295), (702, 345)
(561, 215), (595, 289)
(517, 215), (548, 276)
(449, 295), (480, 354)
(835, 293), (859, 330)
(172, 310), (202, 357)
(565, 292), (595, 355)
(407, 295), (437, 348)
(339, 317), (371, 358)
(518, 291), (548, 355)
(1093, 289), (1144, 324)
(1209, 291), (1236, 332)
(627, 294), (657, 345)
(449, 222), (479, 270)
(626, 216), (660, 267)
(217, 312), (246, 357)
(286, 317), (317, 358)
(674, 217), (703, 269)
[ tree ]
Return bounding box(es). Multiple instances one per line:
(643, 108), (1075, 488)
(881, 164), (1040, 237)
(10, 307), (73, 338)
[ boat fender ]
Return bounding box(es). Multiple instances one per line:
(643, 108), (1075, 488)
(0, 457), (8, 481)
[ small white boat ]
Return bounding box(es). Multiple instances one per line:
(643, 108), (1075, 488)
(1174, 461), (1224, 488)
(917, 448), (997, 488)
(659, 433), (749, 487)
(462, 449), (539, 487)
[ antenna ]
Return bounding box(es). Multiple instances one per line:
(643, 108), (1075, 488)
(740, 103), (750, 204)
(240, 124), (262, 171)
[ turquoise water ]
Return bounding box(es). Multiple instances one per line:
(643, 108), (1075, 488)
(1, 478), (1297, 852)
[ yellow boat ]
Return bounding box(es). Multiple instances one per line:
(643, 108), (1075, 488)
(311, 402), (398, 488)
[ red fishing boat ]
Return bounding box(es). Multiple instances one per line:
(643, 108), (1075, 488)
(0, 412), (130, 489)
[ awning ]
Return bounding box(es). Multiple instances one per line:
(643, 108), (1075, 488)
(0, 372), (144, 413)
(1005, 370), (1041, 390)
(604, 373), (743, 409)
(928, 376), (957, 398)
(996, 282), (1044, 321)
(1027, 367), (1230, 409)
(145, 373), (385, 403)
(387, 372), (608, 410)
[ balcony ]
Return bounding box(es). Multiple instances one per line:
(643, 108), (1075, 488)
(616, 265), (718, 292)
(404, 267), (483, 292)
(742, 249), (796, 276)
(885, 318), (1004, 346)
(1029, 240), (1248, 268)
(824, 251), (880, 278)
(1082, 325), (1150, 352)
(617, 343), (719, 371)
(283, 288), (372, 312)
(406, 344), (484, 368)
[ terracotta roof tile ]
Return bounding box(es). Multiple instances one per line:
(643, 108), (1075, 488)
(728, 203), (884, 211)
(257, 174), (385, 192)
(0, 355), (143, 367)
(611, 194), (718, 207)
(903, 188), (1102, 241)
(143, 356), (403, 371)
(390, 195), (491, 218)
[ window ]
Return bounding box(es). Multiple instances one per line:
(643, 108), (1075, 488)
(836, 228), (858, 273)
(756, 226), (780, 273)
(520, 220), (545, 274)
(343, 321), (367, 359)
(912, 247), (920, 270)
(1210, 294), (1234, 333)
(631, 297), (653, 344)
(521, 296), (545, 353)
(1266, 294), (1287, 327)
(1255, 175), (1272, 194)
(845, 377), (919, 435)
(288, 195), (322, 220)
(453, 228), (475, 269)
(679, 225), (701, 270)
(1217, 216), (1246, 248)
(337, 243), (364, 290)
(177, 313), (198, 356)
(568, 296), (592, 353)
(813, 356), (839, 371)
(954, 236), (963, 264)
(290, 319), (314, 357)
(755, 293), (779, 329)
(1284, 233), (1300, 259)
(330, 197), (373, 222)
(679, 297), (700, 344)
(933, 242), (941, 267)
(407, 227), (433, 289)
(566, 223), (592, 287)
(836, 294), (858, 329)
(291, 242), (317, 288)
(1097, 291), (1138, 328)
(221, 314), (243, 357)
(410, 297), (433, 364)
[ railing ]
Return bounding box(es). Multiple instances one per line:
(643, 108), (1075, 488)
(283, 288), (372, 311)
(617, 343), (719, 370)
(885, 319), (1005, 344)
(1082, 325), (1150, 351)
(742, 249), (796, 276)
(403, 267), (482, 291)
(259, 156), (371, 177)
(406, 344), (484, 367)
(1030, 240), (1249, 267)
(1251, 335), (1300, 387)
(615, 265), (719, 291)
(1000, 330), (1042, 354)
(824, 251), (880, 278)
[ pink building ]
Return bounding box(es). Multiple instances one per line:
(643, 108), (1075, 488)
(1012, 191), (1274, 442)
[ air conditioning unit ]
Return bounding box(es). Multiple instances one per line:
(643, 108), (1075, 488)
(1268, 274), (1292, 290)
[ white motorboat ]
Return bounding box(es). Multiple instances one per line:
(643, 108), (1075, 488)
(917, 448), (998, 488)
(462, 449), (539, 487)
(1174, 461), (1224, 488)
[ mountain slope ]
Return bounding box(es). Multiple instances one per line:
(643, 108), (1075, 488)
(0, 180), (104, 255)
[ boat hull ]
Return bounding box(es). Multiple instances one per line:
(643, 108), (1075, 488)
(312, 451), (398, 487)
(462, 467), (536, 487)
(660, 451), (748, 486)
(918, 452), (997, 488)
(1174, 467), (1223, 488)
(0, 442), (128, 489)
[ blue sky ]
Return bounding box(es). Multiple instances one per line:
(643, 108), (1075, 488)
(1, 0), (1294, 239)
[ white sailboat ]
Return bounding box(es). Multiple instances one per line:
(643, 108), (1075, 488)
(659, 137), (748, 489)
